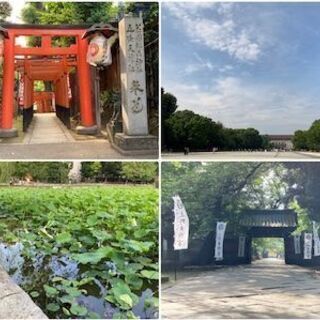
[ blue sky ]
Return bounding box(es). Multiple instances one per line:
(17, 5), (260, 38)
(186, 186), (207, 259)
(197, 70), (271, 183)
(162, 2), (320, 134)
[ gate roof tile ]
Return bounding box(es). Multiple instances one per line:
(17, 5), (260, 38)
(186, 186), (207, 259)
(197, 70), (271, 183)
(240, 209), (297, 228)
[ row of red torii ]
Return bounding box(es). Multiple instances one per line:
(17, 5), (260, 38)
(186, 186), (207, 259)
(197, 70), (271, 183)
(0, 14), (157, 154)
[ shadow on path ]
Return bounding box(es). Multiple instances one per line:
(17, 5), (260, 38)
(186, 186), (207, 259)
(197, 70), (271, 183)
(162, 258), (320, 319)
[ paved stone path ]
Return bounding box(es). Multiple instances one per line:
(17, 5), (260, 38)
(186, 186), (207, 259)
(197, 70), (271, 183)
(0, 113), (157, 159)
(0, 266), (47, 319)
(0, 140), (156, 159)
(23, 113), (74, 144)
(162, 151), (320, 160)
(162, 259), (320, 319)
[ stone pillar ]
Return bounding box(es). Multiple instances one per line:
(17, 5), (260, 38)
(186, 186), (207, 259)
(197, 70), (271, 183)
(114, 14), (157, 155)
(68, 161), (82, 184)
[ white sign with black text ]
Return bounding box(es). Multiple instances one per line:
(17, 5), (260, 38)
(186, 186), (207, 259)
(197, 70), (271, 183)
(214, 222), (227, 260)
(238, 235), (246, 257)
(293, 234), (301, 254)
(304, 233), (312, 260)
(172, 195), (189, 250)
(313, 221), (320, 256)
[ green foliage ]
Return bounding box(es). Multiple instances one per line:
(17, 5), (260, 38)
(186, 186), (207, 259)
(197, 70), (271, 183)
(81, 162), (102, 181)
(287, 162), (320, 222)
(0, 163), (15, 183)
(252, 238), (284, 258)
(293, 130), (308, 150)
(121, 162), (157, 183)
(161, 162), (314, 240)
(223, 128), (267, 150)
(161, 88), (178, 122)
(100, 90), (121, 113)
(100, 162), (124, 181)
(21, 3), (41, 24)
(21, 2), (118, 47)
(162, 162), (268, 238)
(0, 186), (158, 318)
(106, 279), (139, 310)
(293, 120), (320, 151)
(289, 199), (311, 233)
(0, 2), (12, 22)
(126, 2), (158, 45)
(165, 110), (224, 151)
(0, 162), (158, 184)
(22, 2), (117, 25)
(11, 162), (69, 183)
(162, 90), (269, 151)
(70, 303), (87, 316)
(70, 2), (118, 23)
(308, 120), (320, 150)
(34, 81), (45, 92)
(81, 162), (157, 183)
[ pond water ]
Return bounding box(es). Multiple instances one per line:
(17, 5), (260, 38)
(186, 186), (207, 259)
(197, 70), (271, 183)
(0, 243), (158, 319)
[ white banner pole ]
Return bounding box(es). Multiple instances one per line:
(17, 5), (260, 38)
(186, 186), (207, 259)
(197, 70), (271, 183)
(313, 221), (320, 256)
(172, 195), (190, 281)
(294, 234), (301, 255)
(214, 222), (227, 261)
(172, 195), (189, 250)
(304, 233), (313, 260)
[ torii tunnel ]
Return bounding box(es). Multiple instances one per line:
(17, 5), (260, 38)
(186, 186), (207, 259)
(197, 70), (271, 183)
(0, 24), (99, 137)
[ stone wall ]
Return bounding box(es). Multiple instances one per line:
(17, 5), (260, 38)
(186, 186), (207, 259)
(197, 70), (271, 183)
(0, 266), (47, 319)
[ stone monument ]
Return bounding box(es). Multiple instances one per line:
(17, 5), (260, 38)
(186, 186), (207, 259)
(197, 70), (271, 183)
(68, 161), (82, 184)
(113, 14), (158, 155)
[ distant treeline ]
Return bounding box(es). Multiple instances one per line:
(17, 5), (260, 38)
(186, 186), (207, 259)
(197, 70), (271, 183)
(162, 89), (270, 151)
(293, 120), (320, 151)
(0, 162), (158, 184)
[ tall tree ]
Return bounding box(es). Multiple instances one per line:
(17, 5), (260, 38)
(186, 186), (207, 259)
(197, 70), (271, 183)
(165, 110), (224, 151)
(22, 2), (117, 25)
(162, 162), (275, 239)
(161, 88), (178, 148)
(0, 2), (12, 22)
(293, 130), (308, 150)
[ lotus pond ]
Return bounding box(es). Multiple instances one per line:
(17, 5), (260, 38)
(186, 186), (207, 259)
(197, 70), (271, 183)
(0, 186), (159, 319)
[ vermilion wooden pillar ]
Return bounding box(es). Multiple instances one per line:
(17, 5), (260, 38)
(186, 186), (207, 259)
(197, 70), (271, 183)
(76, 36), (96, 134)
(0, 31), (17, 137)
(0, 26), (99, 137)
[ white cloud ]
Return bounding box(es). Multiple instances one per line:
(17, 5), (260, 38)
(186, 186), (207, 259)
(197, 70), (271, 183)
(219, 65), (234, 73)
(184, 53), (215, 74)
(165, 77), (317, 134)
(165, 2), (261, 62)
(216, 3), (234, 16)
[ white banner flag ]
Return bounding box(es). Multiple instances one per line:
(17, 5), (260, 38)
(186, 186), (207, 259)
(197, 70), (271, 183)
(313, 221), (320, 256)
(293, 234), (301, 254)
(238, 235), (246, 257)
(172, 195), (189, 250)
(214, 222), (227, 260)
(304, 233), (312, 260)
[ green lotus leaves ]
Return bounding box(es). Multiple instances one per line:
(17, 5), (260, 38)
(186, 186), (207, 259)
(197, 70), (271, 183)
(0, 186), (158, 318)
(56, 232), (72, 244)
(72, 246), (113, 264)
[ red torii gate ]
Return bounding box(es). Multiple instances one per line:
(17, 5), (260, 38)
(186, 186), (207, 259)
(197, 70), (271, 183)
(0, 24), (98, 137)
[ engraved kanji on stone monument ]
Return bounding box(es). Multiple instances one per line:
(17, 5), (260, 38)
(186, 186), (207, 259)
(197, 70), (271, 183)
(119, 14), (149, 135)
